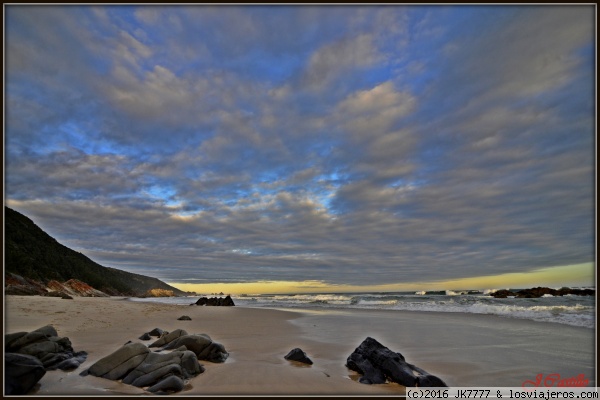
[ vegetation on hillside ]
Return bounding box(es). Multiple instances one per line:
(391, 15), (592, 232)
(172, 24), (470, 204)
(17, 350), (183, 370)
(4, 207), (186, 296)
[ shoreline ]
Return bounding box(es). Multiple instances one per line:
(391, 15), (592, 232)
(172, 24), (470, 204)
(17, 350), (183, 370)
(4, 295), (596, 395)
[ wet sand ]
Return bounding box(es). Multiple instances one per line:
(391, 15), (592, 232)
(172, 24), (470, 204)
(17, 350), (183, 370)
(3, 295), (596, 395)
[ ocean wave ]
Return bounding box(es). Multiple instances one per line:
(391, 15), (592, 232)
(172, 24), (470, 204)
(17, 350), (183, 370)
(130, 291), (595, 329)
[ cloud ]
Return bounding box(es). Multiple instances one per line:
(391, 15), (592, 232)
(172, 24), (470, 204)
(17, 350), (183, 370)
(300, 33), (384, 90)
(4, 6), (595, 287)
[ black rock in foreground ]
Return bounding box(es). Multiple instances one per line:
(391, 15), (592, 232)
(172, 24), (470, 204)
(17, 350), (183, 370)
(4, 353), (47, 395)
(4, 325), (88, 394)
(346, 337), (447, 387)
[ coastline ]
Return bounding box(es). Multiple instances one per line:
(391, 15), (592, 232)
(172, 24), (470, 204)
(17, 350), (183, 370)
(4, 295), (596, 395)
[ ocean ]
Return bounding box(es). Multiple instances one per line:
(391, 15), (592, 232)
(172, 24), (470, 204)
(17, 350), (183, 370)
(127, 289), (596, 329)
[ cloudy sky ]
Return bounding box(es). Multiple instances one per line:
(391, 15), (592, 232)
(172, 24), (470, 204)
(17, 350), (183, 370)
(5, 5), (595, 293)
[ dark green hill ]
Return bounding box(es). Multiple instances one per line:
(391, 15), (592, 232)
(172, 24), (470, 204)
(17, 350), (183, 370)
(4, 206), (187, 296)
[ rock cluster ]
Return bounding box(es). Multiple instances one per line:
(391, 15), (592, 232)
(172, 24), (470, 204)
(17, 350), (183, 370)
(4, 273), (48, 296)
(47, 279), (109, 297)
(5, 325), (88, 394)
(4, 273), (109, 297)
(82, 342), (202, 394)
(193, 295), (235, 306)
(346, 337), (447, 387)
(490, 287), (595, 298)
(83, 327), (228, 393)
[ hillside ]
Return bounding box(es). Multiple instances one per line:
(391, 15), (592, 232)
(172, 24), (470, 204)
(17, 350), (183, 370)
(4, 206), (187, 297)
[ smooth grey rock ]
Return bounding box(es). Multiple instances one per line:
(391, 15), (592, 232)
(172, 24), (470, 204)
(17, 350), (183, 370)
(87, 342), (149, 378)
(139, 333), (152, 340)
(8, 332), (50, 351)
(162, 334), (228, 363)
(5, 332), (28, 348)
(147, 375), (185, 393)
(34, 325), (59, 337)
(132, 363), (182, 387)
(149, 329), (188, 348)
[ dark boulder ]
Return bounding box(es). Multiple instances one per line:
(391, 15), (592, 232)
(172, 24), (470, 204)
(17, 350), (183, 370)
(4, 353), (47, 395)
(346, 337), (447, 387)
(194, 295), (235, 306)
(489, 289), (517, 298)
(139, 333), (152, 341)
(177, 315), (192, 321)
(284, 348), (313, 365)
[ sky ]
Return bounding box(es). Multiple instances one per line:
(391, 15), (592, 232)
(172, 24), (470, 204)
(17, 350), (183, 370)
(4, 5), (596, 294)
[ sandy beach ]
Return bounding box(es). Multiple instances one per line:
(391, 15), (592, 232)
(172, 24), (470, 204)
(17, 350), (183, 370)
(4, 295), (596, 395)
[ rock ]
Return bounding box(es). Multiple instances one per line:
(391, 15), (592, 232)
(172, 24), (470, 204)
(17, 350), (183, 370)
(139, 333), (152, 340)
(41, 291), (73, 299)
(149, 329), (188, 348)
(147, 375), (185, 394)
(346, 337), (447, 387)
(4, 353), (47, 395)
(5, 325), (87, 372)
(177, 315), (192, 321)
(84, 340), (205, 393)
(87, 342), (150, 379)
(145, 288), (176, 298)
(489, 289), (517, 298)
(4, 273), (48, 296)
(284, 348), (313, 365)
(194, 295), (235, 306)
(148, 328), (165, 337)
(122, 350), (202, 386)
(347, 352), (387, 384)
(47, 279), (109, 297)
(489, 287), (595, 299)
(157, 333), (229, 363)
